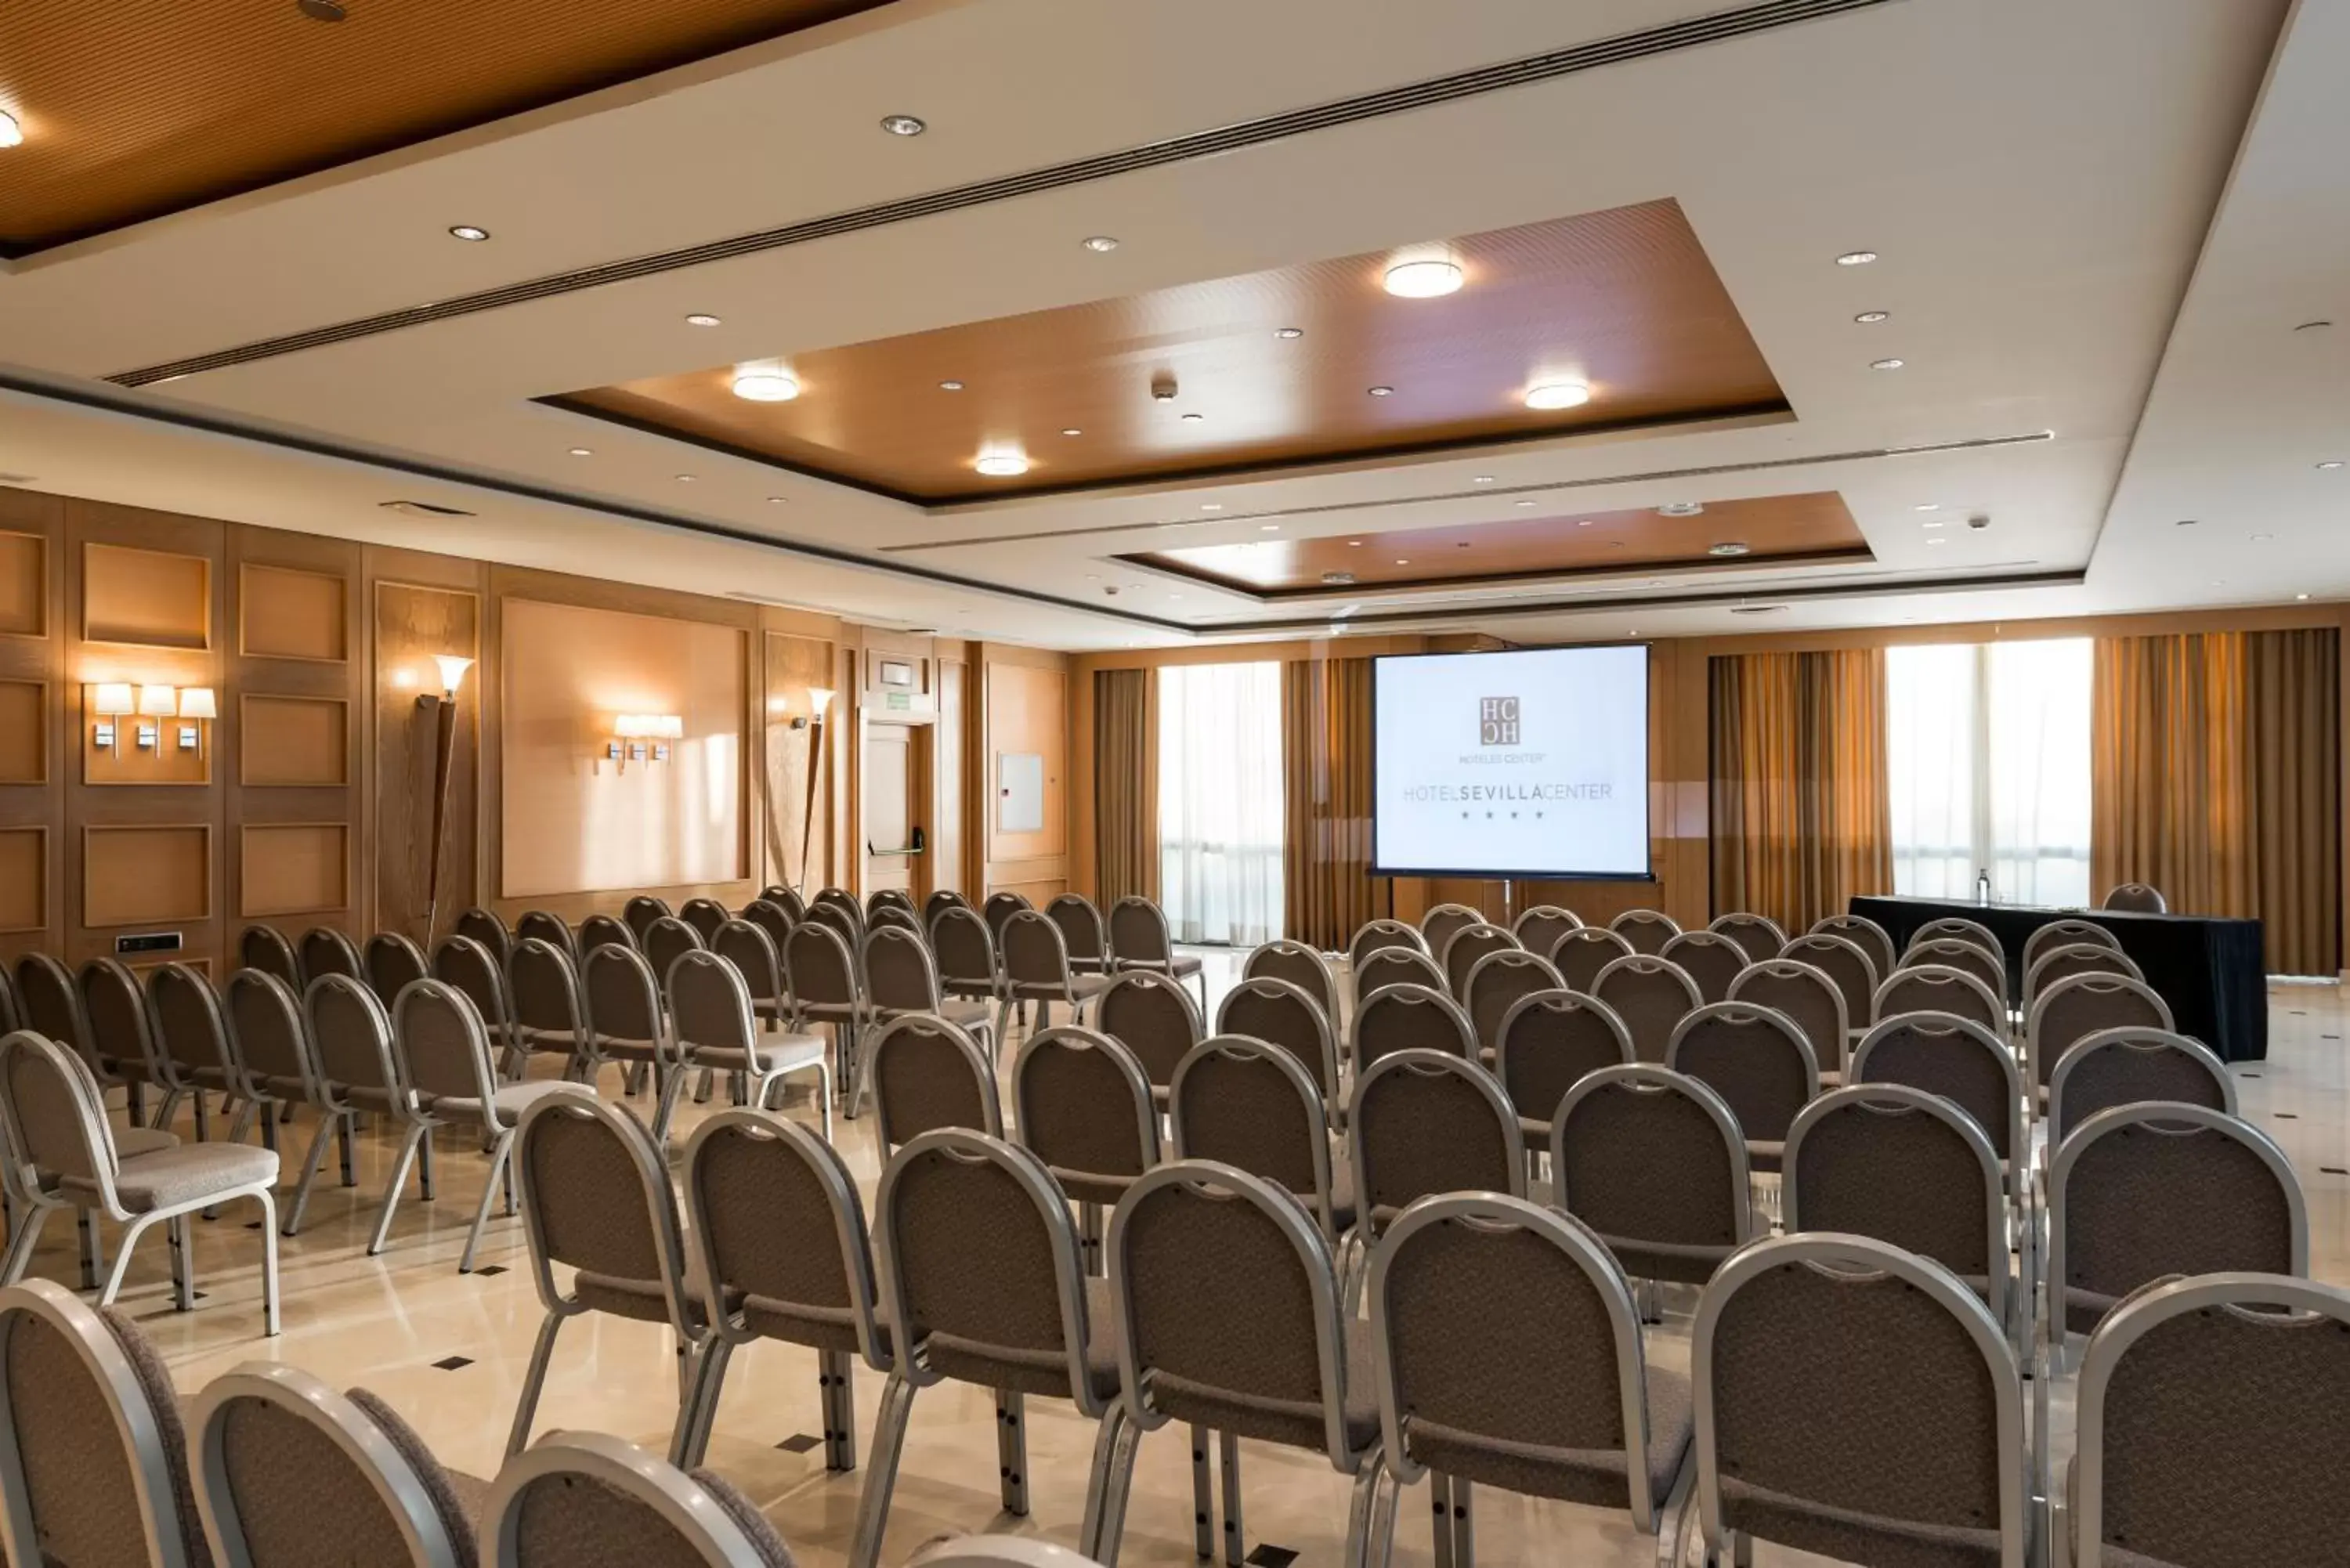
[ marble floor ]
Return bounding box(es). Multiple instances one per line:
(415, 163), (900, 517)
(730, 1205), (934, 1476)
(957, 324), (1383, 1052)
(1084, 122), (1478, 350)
(20, 955), (2346, 1567)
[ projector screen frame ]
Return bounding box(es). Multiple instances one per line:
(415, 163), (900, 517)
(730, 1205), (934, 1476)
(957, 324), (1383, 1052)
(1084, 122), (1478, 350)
(1367, 641), (1658, 883)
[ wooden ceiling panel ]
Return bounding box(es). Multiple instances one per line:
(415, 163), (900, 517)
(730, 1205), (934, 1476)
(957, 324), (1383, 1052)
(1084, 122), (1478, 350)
(0, 0), (899, 252)
(1123, 492), (1868, 599)
(554, 198), (1790, 502)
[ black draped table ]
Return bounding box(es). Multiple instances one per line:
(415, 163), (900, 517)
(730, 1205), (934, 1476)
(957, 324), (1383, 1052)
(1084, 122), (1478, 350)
(1846, 894), (2269, 1063)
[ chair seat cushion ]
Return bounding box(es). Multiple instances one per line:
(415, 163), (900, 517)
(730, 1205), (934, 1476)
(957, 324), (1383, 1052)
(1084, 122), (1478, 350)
(590, 1035), (662, 1064)
(923, 1277), (1122, 1406)
(115, 1126), (179, 1159)
(575, 1271), (706, 1331)
(429, 1079), (587, 1124)
(1403, 1366), (1693, 1514)
(692, 1033), (827, 1075)
(939, 999), (996, 1033)
(92, 1142), (280, 1213)
(1148, 1326), (1381, 1458)
(1717, 1475), (2002, 1568)
(1010, 974), (1114, 1001)
(739, 1295), (894, 1360)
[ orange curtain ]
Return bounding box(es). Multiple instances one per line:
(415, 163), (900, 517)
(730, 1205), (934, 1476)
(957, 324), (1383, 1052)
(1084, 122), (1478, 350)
(1708, 649), (1894, 930)
(1282, 656), (1386, 949)
(1091, 667), (1159, 906)
(2092, 628), (2339, 974)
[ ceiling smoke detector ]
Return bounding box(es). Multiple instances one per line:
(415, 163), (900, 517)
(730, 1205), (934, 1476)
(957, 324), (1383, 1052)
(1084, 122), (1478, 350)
(1657, 502), (1705, 518)
(1708, 541), (1752, 557)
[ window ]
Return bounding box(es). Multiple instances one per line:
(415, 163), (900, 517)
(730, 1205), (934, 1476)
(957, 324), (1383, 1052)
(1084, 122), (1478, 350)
(1887, 638), (2093, 906)
(1157, 661), (1285, 945)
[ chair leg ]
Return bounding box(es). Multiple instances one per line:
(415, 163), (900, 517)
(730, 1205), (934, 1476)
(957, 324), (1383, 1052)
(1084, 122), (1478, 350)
(0, 1204), (47, 1285)
(1431, 1476), (1452, 1568)
(77, 1209), (105, 1292)
(337, 1112), (356, 1187)
(694, 1067), (716, 1104)
(284, 1113), (337, 1236)
(1190, 1425), (1216, 1560)
(1219, 1429), (1245, 1565)
(814, 1060), (834, 1144)
(369, 1123), (429, 1256)
(1081, 1404), (1141, 1568)
(152, 1086), (186, 1133)
(507, 1310), (567, 1458)
(226, 1098), (255, 1147)
(417, 1127), (436, 1201)
(996, 1389), (1029, 1517)
(819, 1349), (857, 1473)
(193, 1086), (212, 1143)
(1079, 1201), (1103, 1277)
(461, 1130), (515, 1274)
(99, 1214), (160, 1306)
(671, 1335), (734, 1468)
(650, 1059), (689, 1147)
(255, 1190), (281, 1336)
(1346, 1454), (1401, 1568)
(847, 1372), (918, 1568)
(1451, 1478), (1475, 1568)
(167, 1216), (196, 1311)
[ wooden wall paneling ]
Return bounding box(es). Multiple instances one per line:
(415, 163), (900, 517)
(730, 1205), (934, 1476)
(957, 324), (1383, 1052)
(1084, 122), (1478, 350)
(83, 823), (210, 927)
(240, 823), (352, 917)
(81, 540), (212, 649)
(239, 695), (350, 786)
(0, 680), (46, 786)
(239, 562), (350, 662)
(371, 573), (481, 945)
(935, 653), (967, 896)
(0, 531), (47, 639)
(979, 644), (1072, 905)
(0, 827), (47, 933)
(0, 490), (63, 962)
(764, 630), (837, 898)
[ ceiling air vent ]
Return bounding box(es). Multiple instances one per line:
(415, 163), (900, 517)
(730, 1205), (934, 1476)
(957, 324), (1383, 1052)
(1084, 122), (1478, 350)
(378, 499), (475, 518)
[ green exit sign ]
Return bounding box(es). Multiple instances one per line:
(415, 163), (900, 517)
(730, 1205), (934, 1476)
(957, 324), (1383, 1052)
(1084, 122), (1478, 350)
(885, 692), (911, 711)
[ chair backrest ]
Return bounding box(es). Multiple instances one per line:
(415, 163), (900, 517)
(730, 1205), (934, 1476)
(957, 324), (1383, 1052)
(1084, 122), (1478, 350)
(1349, 981), (1475, 1075)
(668, 949), (758, 1062)
(621, 894), (672, 942)
(1708, 912), (1788, 964)
(924, 889), (971, 927)
(485, 1432), (796, 1567)
(1494, 988), (1635, 1129)
(782, 921), (860, 1011)
(1367, 1194), (1672, 1530)
(2048, 1103), (2306, 1335)
(365, 932), (432, 1009)
(507, 938), (585, 1058)
(1107, 896), (1177, 967)
(867, 904), (924, 939)
(678, 898), (730, 945)
(189, 1364), (472, 1568)
(1547, 926), (1633, 994)
(874, 1129), (1103, 1412)
(303, 973), (403, 1099)
(2102, 882), (2167, 914)
(391, 978), (504, 1108)
(0, 968), (16, 1037)
(1784, 1084), (2006, 1289)
(1094, 970), (1202, 1089)
(1725, 958), (1848, 1079)
(740, 899), (796, 959)
(1874, 963), (2004, 1035)
(513, 1094), (697, 1341)
(1658, 929), (1748, 1003)
(1607, 909), (1680, 956)
(1105, 1161), (1364, 1464)
(1902, 936), (2008, 1005)
(224, 969), (319, 1099)
(1807, 913), (1896, 979)
(685, 1108), (885, 1368)
(1589, 954), (1701, 1064)
(1348, 1051), (1524, 1237)
(433, 934), (512, 1043)
(1419, 902), (1484, 963)
(1437, 924), (1518, 1001)
(1243, 939), (1339, 1019)
(1462, 948), (1561, 1055)
(1552, 1065), (1752, 1283)
(1170, 1036), (1335, 1234)
(710, 919), (784, 1005)
(1665, 1001), (1819, 1146)
(859, 925), (941, 1013)
(1010, 1027), (1159, 1194)
(1044, 894), (1108, 967)
(78, 956), (157, 1082)
(0, 1030), (119, 1202)
(867, 887), (916, 919)
(982, 890), (1032, 941)
(1692, 1234), (2026, 1568)
(2029, 972), (2174, 1086)
(1780, 933), (1879, 1040)
(299, 926), (365, 985)
(514, 910), (576, 958)
(867, 1015), (1003, 1154)
(147, 961), (237, 1089)
(1353, 947), (1444, 1006)
(0, 1280), (203, 1568)
(1910, 916), (2004, 965)
(239, 923), (304, 990)
(2048, 1028), (2233, 1145)
(2022, 918), (2120, 972)
(1850, 1011), (2023, 1165)
(764, 886), (808, 925)
(1509, 905), (1582, 959)
(2023, 941), (2142, 1009)
(812, 887), (864, 934)
(455, 906), (513, 966)
(582, 942), (663, 1057)
(577, 913), (635, 955)
(13, 954), (89, 1066)
(642, 917), (704, 995)
(1347, 918), (1426, 970)
(806, 900), (864, 952)
(929, 905), (997, 989)
(1000, 909), (1076, 991)
(2073, 1273), (2350, 1568)
(1214, 976), (1339, 1099)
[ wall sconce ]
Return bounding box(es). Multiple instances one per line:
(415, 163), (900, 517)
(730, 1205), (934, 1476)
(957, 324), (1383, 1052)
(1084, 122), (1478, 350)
(136, 685), (176, 750)
(93, 682), (133, 753)
(176, 688), (215, 756)
(796, 687), (837, 896)
(609, 714), (682, 768)
(433, 656), (473, 700)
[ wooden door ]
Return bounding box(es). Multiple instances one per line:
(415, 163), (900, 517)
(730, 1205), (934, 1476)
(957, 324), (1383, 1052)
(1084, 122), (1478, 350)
(864, 723), (917, 897)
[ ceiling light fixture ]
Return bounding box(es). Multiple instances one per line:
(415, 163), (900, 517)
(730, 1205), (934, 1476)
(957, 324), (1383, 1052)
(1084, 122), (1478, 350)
(685, 313), (721, 327)
(0, 112), (22, 150)
(1708, 542), (1751, 557)
(1524, 381), (1592, 410)
(1367, 385), (1394, 397)
(1514, 500), (1537, 508)
(567, 447), (592, 457)
(1835, 250), (1878, 266)
(675, 474), (696, 482)
(974, 452), (1030, 477)
(1855, 310), (1889, 323)
(1348, 540), (1362, 547)
(1199, 504), (1222, 512)
(1383, 259), (1464, 298)
(1914, 502), (1941, 511)
(767, 497), (787, 504)
(880, 114), (927, 136)
(1871, 358), (1905, 370)
(1061, 427), (1082, 436)
(730, 364), (801, 402)
(1473, 475), (1495, 485)
(1259, 523), (1280, 533)
(1576, 519), (1594, 528)
(2298, 593), (2312, 601)
(1922, 519), (1946, 529)
(1083, 235), (1119, 252)
(938, 379), (964, 392)
(2320, 461), (2345, 471)
(1926, 537), (1947, 546)
(447, 225), (490, 242)
(1657, 502), (1705, 518)
(1274, 327), (1304, 340)
(1395, 558), (1410, 565)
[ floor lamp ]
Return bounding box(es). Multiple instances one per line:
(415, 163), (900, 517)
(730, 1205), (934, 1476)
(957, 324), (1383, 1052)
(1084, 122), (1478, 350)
(419, 655), (473, 945)
(796, 685), (836, 897)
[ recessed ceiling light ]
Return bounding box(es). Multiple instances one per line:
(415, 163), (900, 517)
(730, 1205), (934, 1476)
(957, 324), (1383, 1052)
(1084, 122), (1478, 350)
(2298, 593), (2312, 601)
(1922, 519), (1946, 529)
(938, 379), (964, 392)
(447, 225), (490, 242)
(1473, 475), (1495, 485)
(1259, 523), (1280, 533)
(1576, 519), (1594, 528)
(2320, 461), (2345, 471)
(0, 112), (23, 150)
(1169, 593), (1184, 600)
(1524, 382), (1592, 410)
(567, 447), (592, 457)
(1926, 537), (1947, 546)
(1658, 502), (1705, 518)
(1383, 259), (1463, 298)
(685, 313), (721, 327)
(2253, 533), (2276, 541)
(1061, 428), (1082, 436)
(1836, 250), (1878, 266)
(730, 367), (801, 402)
(1199, 504), (1222, 512)
(675, 474), (696, 482)
(1708, 542), (1751, 557)
(974, 453), (1030, 477)
(1083, 235), (1120, 253)
(1871, 358), (1906, 370)
(1855, 310), (1889, 323)
(1348, 540), (1363, 547)
(766, 496), (787, 504)
(1514, 500), (1537, 508)
(1914, 502), (1941, 511)
(1274, 327), (1304, 340)
(1367, 385), (1395, 397)
(1181, 412), (1205, 422)
(1395, 558), (1411, 565)
(880, 114), (927, 136)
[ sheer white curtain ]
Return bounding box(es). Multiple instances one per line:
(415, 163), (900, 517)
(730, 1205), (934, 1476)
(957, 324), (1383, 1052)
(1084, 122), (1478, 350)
(1887, 638), (2092, 906)
(1157, 661), (1285, 945)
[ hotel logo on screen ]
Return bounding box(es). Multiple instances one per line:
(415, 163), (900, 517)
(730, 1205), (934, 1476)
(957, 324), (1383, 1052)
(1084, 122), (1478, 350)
(1479, 696), (1521, 747)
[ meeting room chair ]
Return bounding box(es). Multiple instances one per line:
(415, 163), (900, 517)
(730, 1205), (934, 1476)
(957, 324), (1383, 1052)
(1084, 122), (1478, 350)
(868, 903), (924, 939)
(1553, 1065), (1755, 1302)
(1245, 937), (1342, 1021)
(808, 898), (866, 952)
(144, 960), (237, 1143)
(577, 912), (636, 955)
(1806, 912), (1896, 981)
(299, 926), (366, 986)
(1590, 954), (1702, 1064)
(1011, 1025), (1159, 1271)
(486, 1429), (797, 1568)
(865, 924), (996, 1052)
(1419, 901), (1486, 963)
(515, 909), (576, 958)
(677, 1108), (891, 1472)
(1549, 924), (1634, 994)
(2022, 917), (2121, 971)
(455, 905), (513, 966)
(931, 903), (1007, 1015)
(711, 916), (790, 1028)
(2028, 971), (2174, 1091)
(200, 966), (306, 1153)
(642, 915), (704, 994)
(2023, 941), (2143, 1010)
(2102, 882), (2169, 913)
(1046, 893), (1114, 976)
(1216, 975), (1343, 1109)
(1094, 969), (1202, 1107)
(1433, 923), (1514, 1003)
(1707, 910), (1786, 964)
(363, 933), (431, 1011)
(1348, 981), (1476, 1075)
(1902, 935), (2010, 1011)
(743, 894), (797, 952)
(622, 894), (674, 943)
(2069, 1273), (2350, 1568)
(0, 1279), (212, 1568)
(507, 936), (591, 1081)
(239, 921), (305, 991)
(1108, 895), (1207, 1003)
(1493, 988), (1635, 1143)
(78, 956), (165, 1127)
(224, 969), (354, 1236)
(1665, 1001), (1817, 1176)
(1911, 914), (2005, 961)
(1779, 934), (1882, 1063)
(1353, 946), (1446, 1010)
(867, 887), (916, 920)
(1510, 903), (1583, 960)
(1874, 962), (2005, 1036)
(1609, 909), (1680, 956)
(1851, 1011), (2026, 1173)
(1461, 947), (1561, 1058)
(1690, 1234), (2027, 1568)
(1365, 1194), (1694, 1566)
(982, 889), (1032, 944)
(434, 932), (518, 1071)
(1170, 1035), (1355, 1260)
(2045, 1026), (2233, 1147)
(680, 896), (731, 945)
(1348, 1050), (1524, 1248)
(667, 948), (833, 1143)
(866, 1013), (1003, 1159)
(1658, 930), (1747, 1004)
(0, 966), (16, 1038)
(783, 919), (867, 1093)
(1002, 908), (1113, 1035)
(924, 888), (971, 924)
(1725, 957), (1848, 1082)
(581, 942), (672, 1118)
(1348, 916), (1427, 969)
(764, 886), (809, 924)
(16, 956), (124, 1132)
